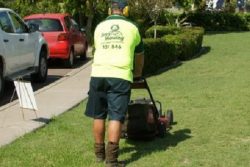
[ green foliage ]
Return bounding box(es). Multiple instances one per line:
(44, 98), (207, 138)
(128, 0), (177, 37)
(175, 0), (193, 9)
(63, 0), (88, 29)
(92, 2), (109, 30)
(0, 0), (8, 7)
(143, 37), (179, 75)
(64, 0), (109, 42)
(11, 3), (38, 17)
(36, 0), (61, 13)
(163, 11), (181, 26)
(128, 8), (152, 38)
(243, 13), (250, 29)
(185, 12), (250, 31)
(177, 27), (204, 60)
(6, 0), (61, 17)
(174, 0), (203, 10)
(145, 25), (181, 38)
(143, 26), (204, 75)
(224, 1), (236, 13)
(64, 0), (86, 16)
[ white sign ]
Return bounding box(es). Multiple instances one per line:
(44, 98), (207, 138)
(14, 80), (38, 111)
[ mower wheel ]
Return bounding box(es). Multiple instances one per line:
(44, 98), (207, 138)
(167, 109), (174, 125)
(158, 123), (166, 138)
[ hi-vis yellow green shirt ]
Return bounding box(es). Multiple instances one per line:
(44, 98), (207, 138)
(91, 15), (144, 82)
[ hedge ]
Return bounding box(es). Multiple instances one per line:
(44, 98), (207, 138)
(143, 38), (179, 75)
(178, 27), (204, 60)
(184, 12), (250, 31)
(142, 26), (204, 75)
(145, 25), (181, 38)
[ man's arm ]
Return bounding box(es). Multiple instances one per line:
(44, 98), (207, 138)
(133, 52), (144, 78)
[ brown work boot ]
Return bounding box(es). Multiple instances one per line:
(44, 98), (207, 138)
(105, 142), (125, 167)
(94, 143), (105, 162)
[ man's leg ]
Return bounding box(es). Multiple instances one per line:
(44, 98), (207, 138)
(85, 78), (108, 162)
(93, 119), (106, 162)
(105, 78), (129, 167)
(94, 119), (106, 143)
(106, 120), (125, 167)
(108, 120), (122, 143)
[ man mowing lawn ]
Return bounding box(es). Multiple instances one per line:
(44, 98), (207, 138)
(84, 0), (144, 166)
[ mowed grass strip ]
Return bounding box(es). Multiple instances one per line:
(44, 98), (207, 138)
(1, 32), (250, 167)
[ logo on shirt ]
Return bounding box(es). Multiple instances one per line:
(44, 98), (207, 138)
(101, 24), (124, 42)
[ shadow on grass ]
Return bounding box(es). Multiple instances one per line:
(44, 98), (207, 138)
(179, 46), (211, 64)
(146, 60), (183, 77)
(205, 31), (250, 36)
(147, 46), (211, 77)
(121, 128), (192, 164)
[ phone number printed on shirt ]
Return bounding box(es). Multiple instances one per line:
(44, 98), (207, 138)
(102, 44), (122, 50)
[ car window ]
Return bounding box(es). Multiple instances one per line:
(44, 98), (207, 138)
(25, 19), (43, 29)
(9, 12), (28, 33)
(0, 11), (14, 33)
(64, 16), (71, 31)
(26, 19), (63, 32)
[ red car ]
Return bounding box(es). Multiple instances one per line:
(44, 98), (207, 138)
(24, 13), (88, 67)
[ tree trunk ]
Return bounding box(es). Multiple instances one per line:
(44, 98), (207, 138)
(86, 14), (94, 43)
(86, 0), (95, 43)
(154, 20), (157, 39)
(78, 9), (84, 28)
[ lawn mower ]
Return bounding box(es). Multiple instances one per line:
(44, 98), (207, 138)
(121, 77), (174, 140)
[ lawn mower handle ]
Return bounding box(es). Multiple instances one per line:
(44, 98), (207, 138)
(131, 77), (160, 117)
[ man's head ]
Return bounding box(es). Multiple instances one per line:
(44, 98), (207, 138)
(110, 0), (129, 17)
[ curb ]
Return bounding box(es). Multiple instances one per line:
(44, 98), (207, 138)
(0, 49), (93, 112)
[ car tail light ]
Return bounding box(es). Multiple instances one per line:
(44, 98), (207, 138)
(57, 33), (68, 41)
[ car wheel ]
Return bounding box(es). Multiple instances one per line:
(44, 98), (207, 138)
(0, 65), (4, 98)
(65, 49), (74, 68)
(80, 42), (88, 61)
(31, 49), (48, 83)
(80, 51), (87, 61)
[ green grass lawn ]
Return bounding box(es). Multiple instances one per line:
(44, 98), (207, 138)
(1, 32), (250, 167)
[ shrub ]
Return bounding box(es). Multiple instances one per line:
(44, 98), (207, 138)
(142, 26), (204, 75)
(178, 27), (204, 60)
(185, 12), (249, 31)
(143, 38), (179, 75)
(243, 13), (250, 29)
(145, 25), (181, 38)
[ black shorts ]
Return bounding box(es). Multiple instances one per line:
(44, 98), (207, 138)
(85, 77), (131, 123)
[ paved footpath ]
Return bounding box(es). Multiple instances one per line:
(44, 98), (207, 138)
(0, 60), (92, 147)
